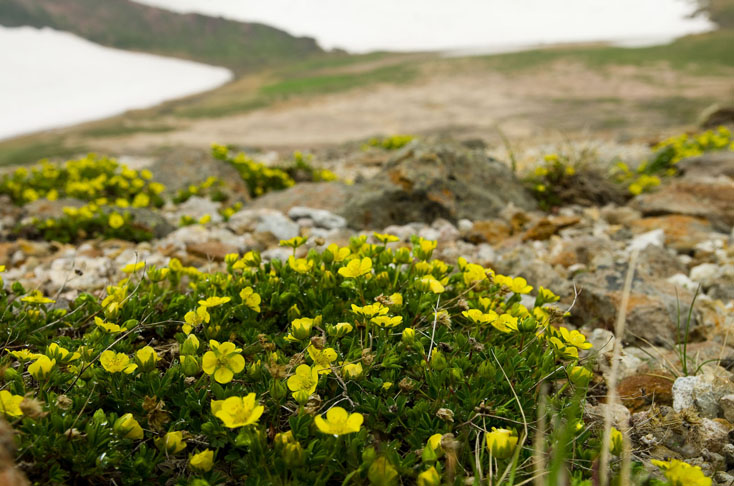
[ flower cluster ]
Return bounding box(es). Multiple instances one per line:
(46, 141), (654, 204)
(0, 233), (601, 484)
(613, 126), (733, 195)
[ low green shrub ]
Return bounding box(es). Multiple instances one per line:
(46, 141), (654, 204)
(1, 235), (600, 485)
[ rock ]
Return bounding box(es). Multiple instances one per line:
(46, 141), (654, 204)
(667, 273), (699, 292)
(21, 198), (85, 221)
(382, 223), (426, 242)
(631, 215), (720, 253)
(693, 418), (731, 454)
(691, 263), (722, 288)
(114, 207), (175, 239)
(635, 245), (687, 280)
(431, 219), (460, 242)
(673, 376), (698, 412)
(672, 366), (734, 418)
(571, 260), (698, 347)
(247, 182), (351, 214)
(457, 219), (473, 233)
(255, 215), (300, 241)
(631, 179), (734, 231)
(714, 471), (734, 485)
(550, 236), (617, 269)
(287, 206), (346, 230)
(600, 205), (642, 226)
(464, 219), (513, 245)
(521, 215), (581, 242)
(148, 147), (250, 201)
(186, 241), (239, 262)
(585, 402), (631, 431)
(618, 374), (674, 412)
(173, 197), (223, 224)
(678, 152), (734, 182)
(341, 140), (536, 229)
(699, 106), (734, 129)
(720, 395), (734, 423)
(627, 229), (664, 252)
(227, 209), (299, 241)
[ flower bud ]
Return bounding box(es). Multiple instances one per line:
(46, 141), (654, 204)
(486, 428), (518, 459)
(135, 346), (159, 372)
(402, 327), (416, 344)
(114, 413), (144, 440)
(180, 355), (200, 376)
(429, 350), (447, 371)
(270, 380), (287, 401)
(181, 335), (200, 355)
(568, 365), (593, 387)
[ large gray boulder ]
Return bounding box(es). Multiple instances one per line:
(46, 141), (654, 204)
(340, 141), (536, 229)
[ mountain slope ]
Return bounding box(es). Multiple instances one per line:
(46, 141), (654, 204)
(0, 0), (324, 71)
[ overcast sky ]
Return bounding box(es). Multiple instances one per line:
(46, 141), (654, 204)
(134, 0), (712, 52)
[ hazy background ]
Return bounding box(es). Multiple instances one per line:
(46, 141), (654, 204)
(133, 0), (712, 51)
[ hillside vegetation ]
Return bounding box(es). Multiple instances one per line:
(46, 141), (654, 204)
(0, 0), (324, 71)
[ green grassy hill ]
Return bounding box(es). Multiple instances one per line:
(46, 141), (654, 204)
(0, 0), (324, 72)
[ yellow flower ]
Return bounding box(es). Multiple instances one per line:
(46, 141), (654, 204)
(343, 362), (363, 379)
(287, 364), (319, 396)
(569, 366), (593, 386)
(156, 431), (187, 454)
(132, 193), (150, 208)
(95, 316), (123, 333)
(486, 428), (518, 459)
(389, 293), (403, 305)
(114, 413), (144, 440)
(351, 303), (388, 318)
(417, 466), (441, 486)
(314, 407), (363, 436)
(307, 345), (338, 374)
(46, 343), (80, 362)
(288, 256), (314, 274)
(202, 340), (245, 384)
(289, 317), (314, 340)
(198, 214), (211, 225)
(280, 236), (308, 249)
(462, 309), (497, 325)
(239, 287), (261, 313)
(121, 262), (145, 274)
(610, 427), (624, 456)
(135, 346), (159, 370)
(651, 459), (711, 486)
(190, 449), (214, 472)
(183, 306), (210, 334)
(420, 275), (445, 294)
(28, 355), (55, 379)
(497, 276), (533, 294)
(338, 257), (372, 278)
(537, 286), (559, 302)
(417, 238), (437, 254)
(7, 348), (43, 361)
(99, 350), (138, 374)
(492, 314), (518, 333)
(109, 212), (124, 229)
(198, 296), (231, 308)
(370, 315), (403, 328)
(330, 322), (353, 337)
(211, 393), (264, 428)
(0, 390), (24, 418)
(559, 327), (593, 350)
(373, 232), (400, 243)
(21, 290), (55, 305)
(326, 244), (350, 262)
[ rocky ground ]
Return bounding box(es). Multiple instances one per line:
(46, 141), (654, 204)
(2, 139), (734, 482)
